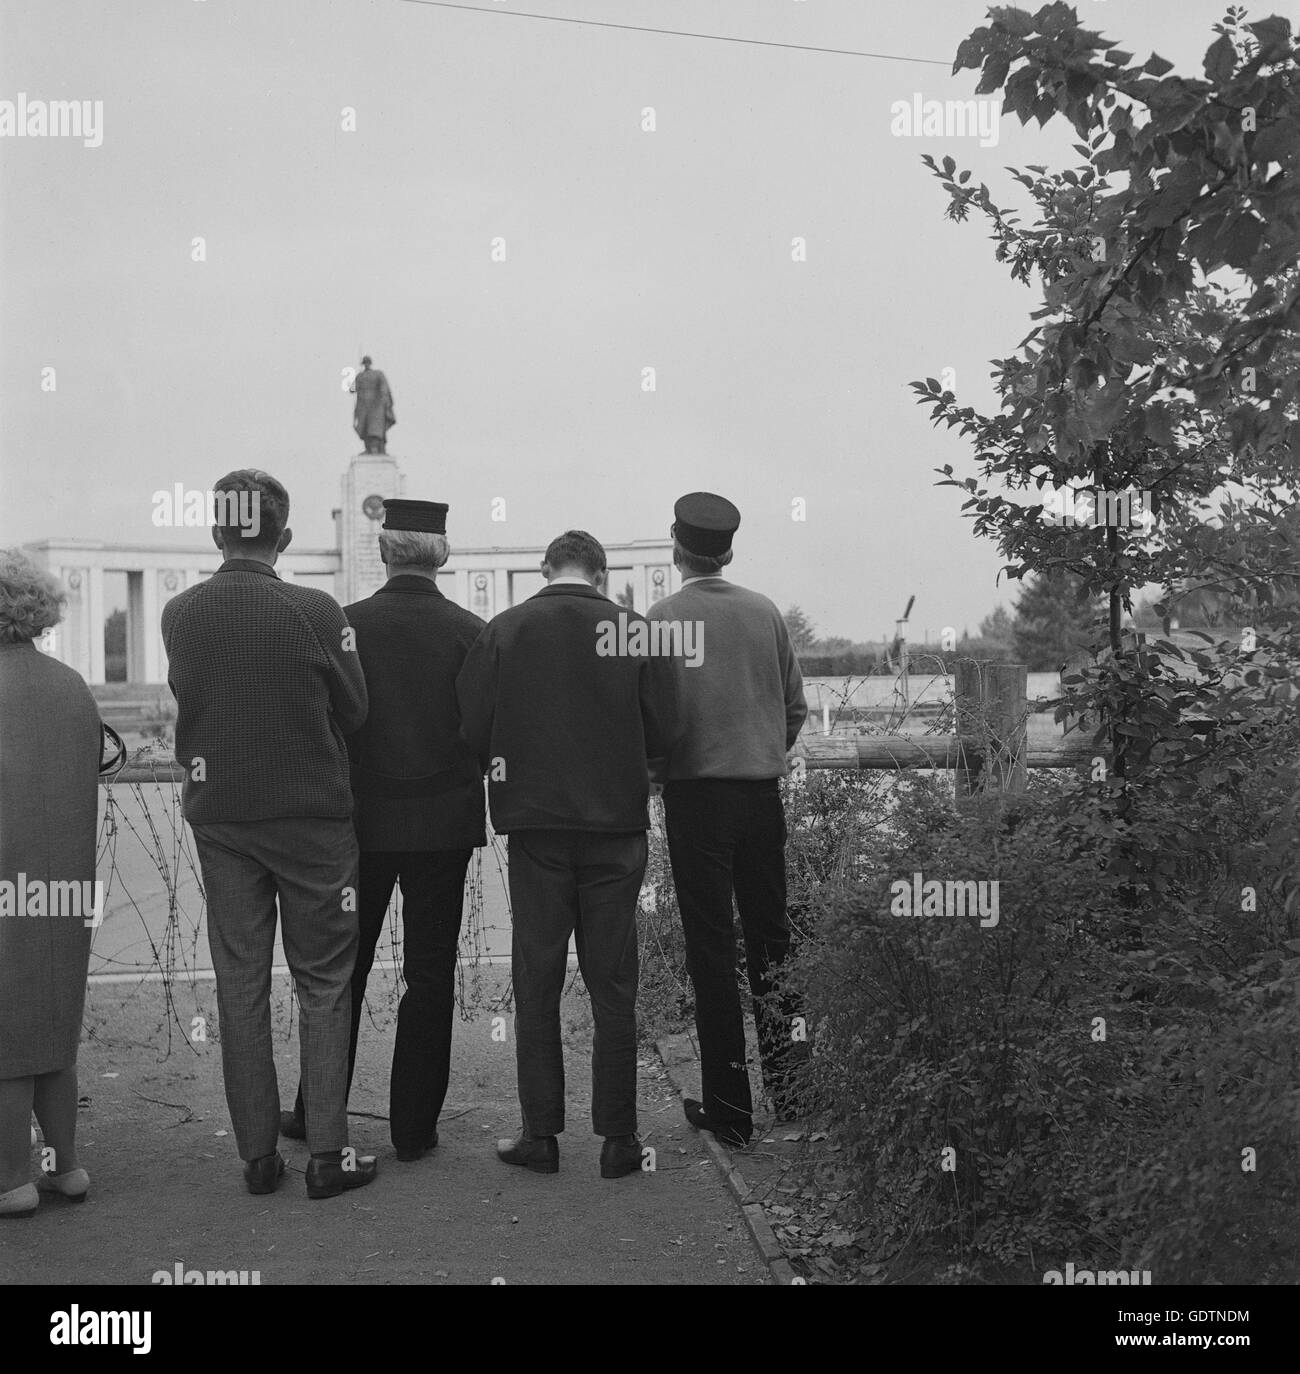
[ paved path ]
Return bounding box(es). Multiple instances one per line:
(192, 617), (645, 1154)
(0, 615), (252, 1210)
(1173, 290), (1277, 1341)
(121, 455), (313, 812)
(1, 970), (762, 1285)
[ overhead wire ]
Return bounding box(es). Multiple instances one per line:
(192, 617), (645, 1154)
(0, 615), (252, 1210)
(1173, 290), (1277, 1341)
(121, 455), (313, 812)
(395, 0), (952, 66)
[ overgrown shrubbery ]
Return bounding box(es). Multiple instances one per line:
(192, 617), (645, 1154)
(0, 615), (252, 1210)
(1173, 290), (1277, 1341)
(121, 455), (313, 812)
(818, 0), (1300, 1284)
(778, 759), (1300, 1282)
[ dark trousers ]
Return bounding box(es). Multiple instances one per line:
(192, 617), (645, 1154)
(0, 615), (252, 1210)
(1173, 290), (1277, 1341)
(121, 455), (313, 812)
(293, 848), (473, 1152)
(506, 829), (646, 1138)
(191, 817), (359, 1160)
(663, 778), (799, 1133)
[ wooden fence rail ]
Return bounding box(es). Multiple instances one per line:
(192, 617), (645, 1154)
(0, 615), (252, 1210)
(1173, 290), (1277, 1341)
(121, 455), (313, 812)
(801, 661), (1096, 799)
(102, 663), (1095, 799)
(801, 733), (1096, 772)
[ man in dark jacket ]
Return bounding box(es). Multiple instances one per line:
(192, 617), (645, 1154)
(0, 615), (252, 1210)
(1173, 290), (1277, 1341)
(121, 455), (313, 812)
(283, 500), (486, 1161)
(456, 530), (673, 1179)
(161, 469), (377, 1200)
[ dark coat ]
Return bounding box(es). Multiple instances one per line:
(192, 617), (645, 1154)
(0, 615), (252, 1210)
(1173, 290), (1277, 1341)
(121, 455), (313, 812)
(454, 583), (674, 834)
(345, 575), (487, 852)
(0, 643), (100, 1076)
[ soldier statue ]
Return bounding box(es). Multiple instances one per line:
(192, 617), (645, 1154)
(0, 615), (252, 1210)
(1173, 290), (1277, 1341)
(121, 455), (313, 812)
(351, 356), (396, 454)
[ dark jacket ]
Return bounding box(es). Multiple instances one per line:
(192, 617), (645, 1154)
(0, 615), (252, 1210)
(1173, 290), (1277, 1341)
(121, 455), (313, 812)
(0, 643), (100, 1076)
(161, 559), (368, 824)
(344, 575), (487, 852)
(455, 583), (673, 834)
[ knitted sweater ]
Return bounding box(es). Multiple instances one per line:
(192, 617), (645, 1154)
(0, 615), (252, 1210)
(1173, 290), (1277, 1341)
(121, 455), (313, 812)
(646, 577), (806, 780)
(161, 560), (368, 824)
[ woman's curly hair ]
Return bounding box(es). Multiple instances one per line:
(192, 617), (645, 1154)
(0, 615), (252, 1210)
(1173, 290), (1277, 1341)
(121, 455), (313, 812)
(0, 548), (67, 644)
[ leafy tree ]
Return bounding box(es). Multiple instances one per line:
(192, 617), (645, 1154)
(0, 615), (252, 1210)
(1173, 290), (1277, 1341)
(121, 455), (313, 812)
(784, 604), (817, 652)
(911, 3), (1300, 897)
(1011, 569), (1103, 669)
(939, 605), (1019, 664)
(781, 2), (1300, 1287)
(976, 604), (1017, 654)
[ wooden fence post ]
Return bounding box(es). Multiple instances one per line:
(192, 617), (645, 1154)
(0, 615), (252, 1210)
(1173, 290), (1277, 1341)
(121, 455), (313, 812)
(954, 661), (1028, 803)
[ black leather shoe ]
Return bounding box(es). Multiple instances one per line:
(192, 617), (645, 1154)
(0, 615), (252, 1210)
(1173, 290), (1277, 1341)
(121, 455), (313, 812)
(279, 1111), (307, 1142)
(394, 1129), (438, 1162)
(243, 1151), (285, 1195)
(600, 1134), (644, 1179)
(683, 1098), (751, 1149)
(305, 1152), (378, 1199)
(496, 1132), (559, 1174)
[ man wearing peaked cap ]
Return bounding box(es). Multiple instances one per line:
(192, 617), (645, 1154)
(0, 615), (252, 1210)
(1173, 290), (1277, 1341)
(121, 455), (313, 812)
(284, 497), (487, 1164)
(672, 491), (741, 556)
(648, 491), (808, 1149)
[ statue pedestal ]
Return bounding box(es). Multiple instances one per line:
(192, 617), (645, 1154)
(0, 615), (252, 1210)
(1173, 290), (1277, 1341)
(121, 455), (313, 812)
(339, 451), (405, 604)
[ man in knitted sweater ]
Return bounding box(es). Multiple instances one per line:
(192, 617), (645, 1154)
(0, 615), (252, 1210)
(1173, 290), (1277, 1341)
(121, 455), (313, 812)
(161, 469), (377, 1201)
(647, 492), (807, 1149)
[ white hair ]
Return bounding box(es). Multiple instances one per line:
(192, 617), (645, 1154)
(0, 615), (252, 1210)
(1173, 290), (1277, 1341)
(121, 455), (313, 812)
(673, 538), (732, 578)
(379, 529), (449, 571)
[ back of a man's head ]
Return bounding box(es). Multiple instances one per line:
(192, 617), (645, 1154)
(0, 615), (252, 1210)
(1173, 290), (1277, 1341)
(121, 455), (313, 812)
(379, 528), (449, 574)
(543, 529), (606, 582)
(673, 538), (734, 580)
(212, 468), (290, 555)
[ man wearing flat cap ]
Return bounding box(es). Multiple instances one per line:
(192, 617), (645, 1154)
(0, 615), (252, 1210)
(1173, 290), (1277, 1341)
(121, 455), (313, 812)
(647, 492), (807, 1149)
(283, 499), (486, 1161)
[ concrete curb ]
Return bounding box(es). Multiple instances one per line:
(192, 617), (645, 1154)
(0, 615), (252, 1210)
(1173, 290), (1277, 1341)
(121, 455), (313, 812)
(654, 1035), (800, 1286)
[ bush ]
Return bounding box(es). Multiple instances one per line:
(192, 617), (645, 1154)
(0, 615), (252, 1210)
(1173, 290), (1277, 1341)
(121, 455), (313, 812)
(780, 766), (1300, 1281)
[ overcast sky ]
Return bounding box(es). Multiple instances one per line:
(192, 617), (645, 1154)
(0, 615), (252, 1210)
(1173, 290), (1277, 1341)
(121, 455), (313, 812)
(0, 0), (1242, 641)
